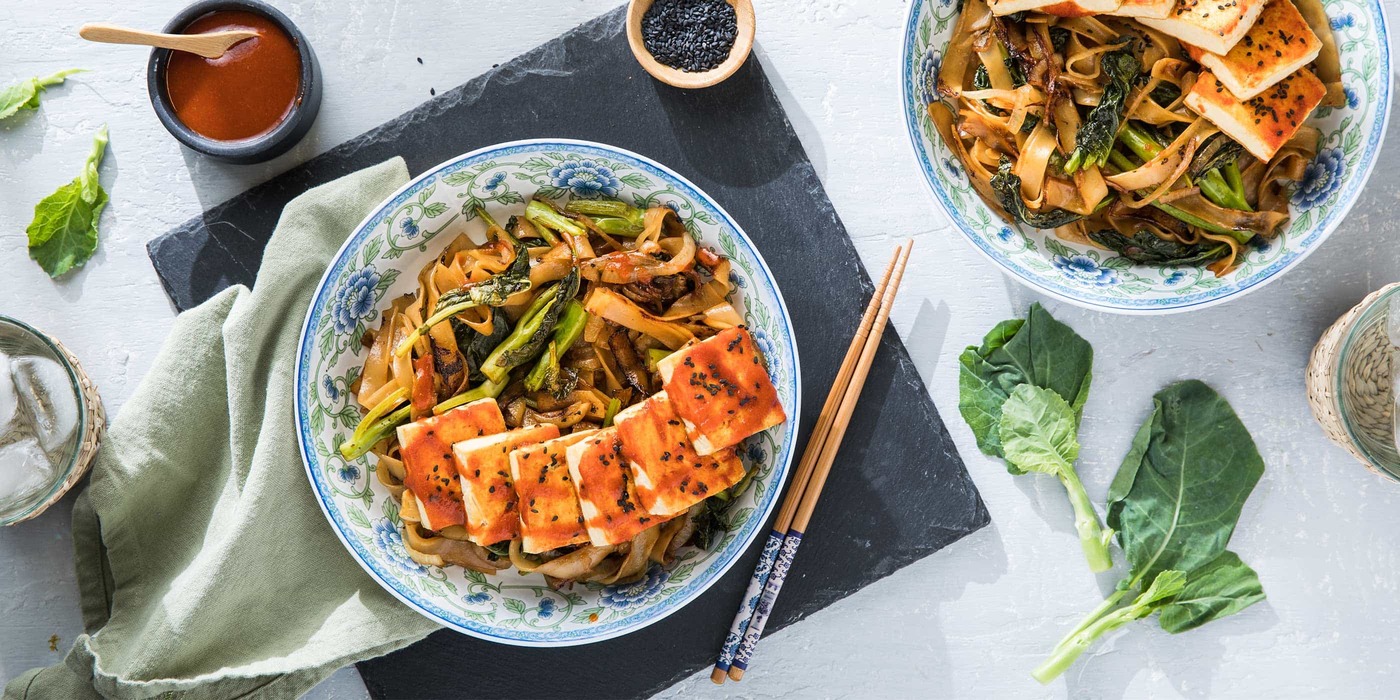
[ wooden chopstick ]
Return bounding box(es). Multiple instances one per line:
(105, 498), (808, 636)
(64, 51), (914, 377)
(708, 243), (905, 685)
(715, 240), (912, 683)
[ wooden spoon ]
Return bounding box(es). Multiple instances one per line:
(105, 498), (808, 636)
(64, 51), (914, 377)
(78, 23), (259, 59)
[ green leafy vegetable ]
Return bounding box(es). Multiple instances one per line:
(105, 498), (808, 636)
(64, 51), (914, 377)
(1032, 569), (1187, 683)
(1033, 380), (1267, 683)
(1157, 550), (1264, 633)
(1087, 229), (1229, 266)
(991, 158), (1086, 229)
(523, 299), (588, 397)
(1114, 124), (1256, 239)
(496, 268), (580, 370)
(454, 313), (512, 385)
(525, 198), (585, 244)
(480, 268), (580, 384)
(565, 198), (646, 237)
(395, 241), (532, 356)
(338, 405), (411, 460)
(27, 124), (109, 278)
(0, 69), (83, 121)
(999, 385), (1115, 572)
(958, 303), (1093, 457)
(1064, 43), (1139, 175)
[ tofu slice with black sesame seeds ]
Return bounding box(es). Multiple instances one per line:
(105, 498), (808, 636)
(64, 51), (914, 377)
(395, 398), (506, 532)
(614, 393), (749, 517)
(565, 427), (667, 547)
(987, 0), (1122, 17)
(1107, 0), (1176, 19)
(452, 424), (560, 547)
(509, 430), (596, 554)
(1183, 0), (1321, 100)
(1140, 0), (1268, 55)
(656, 327), (787, 456)
(1185, 68), (1326, 161)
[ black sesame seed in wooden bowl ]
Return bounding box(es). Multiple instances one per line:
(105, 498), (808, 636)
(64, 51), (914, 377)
(626, 0), (755, 89)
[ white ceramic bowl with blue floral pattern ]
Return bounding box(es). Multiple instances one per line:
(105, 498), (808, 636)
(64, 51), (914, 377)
(294, 140), (800, 645)
(902, 0), (1392, 313)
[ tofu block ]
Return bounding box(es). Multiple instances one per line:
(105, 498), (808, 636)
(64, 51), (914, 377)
(1185, 68), (1326, 161)
(988, 0), (1121, 16)
(615, 393), (749, 517)
(565, 428), (665, 547)
(395, 399), (506, 531)
(656, 328), (787, 456)
(1141, 0), (1268, 55)
(1183, 0), (1321, 99)
(453, 425), (560, 546)
(1108, 0), (1176, 19)
(509, 430), (596, 554)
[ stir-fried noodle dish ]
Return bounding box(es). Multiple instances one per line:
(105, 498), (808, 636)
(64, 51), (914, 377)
(339, 197), (786, 587)
(929, 0), (1343, 273)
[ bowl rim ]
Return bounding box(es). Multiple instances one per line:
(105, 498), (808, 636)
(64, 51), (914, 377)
(146, 0), (320, 163)
(898, 0), (1395, 314)
(293, 137), (802, 646)
(0, 315), (88, 526)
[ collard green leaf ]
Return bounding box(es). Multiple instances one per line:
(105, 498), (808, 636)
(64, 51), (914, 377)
(0, 69), (82, 121)
(1158, 551), (1265, 633)
(957, 304), (1093, 458)
(1107, 380), (1265, 585)
(998, 384), (1079, 477)
(27, 125), (109, 277)
(999, 384), (1114, 572)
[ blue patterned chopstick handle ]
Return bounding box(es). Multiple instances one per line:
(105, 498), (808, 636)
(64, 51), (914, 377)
(730, 529), (803, 672)
(714, 529), (784, 674)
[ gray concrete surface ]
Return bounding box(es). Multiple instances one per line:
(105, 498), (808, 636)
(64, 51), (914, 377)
(2, 1), (1399, 698)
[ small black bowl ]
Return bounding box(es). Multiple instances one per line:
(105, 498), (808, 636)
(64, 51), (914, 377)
(146, 0), (321, 164)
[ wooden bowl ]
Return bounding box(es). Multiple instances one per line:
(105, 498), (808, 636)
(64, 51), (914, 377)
(626, 0), (755, 89)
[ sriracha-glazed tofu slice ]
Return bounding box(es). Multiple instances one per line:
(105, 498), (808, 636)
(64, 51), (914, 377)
(509, 430), (596, 554)
(453, 424), (560, 547)
(565, 428), (666, 547)
(614, 393), (748, 517)
(656, 327), (787, 455)
(395, 398), (506, 531)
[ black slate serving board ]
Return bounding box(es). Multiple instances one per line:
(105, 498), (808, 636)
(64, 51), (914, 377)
(147, 6), (989, 698)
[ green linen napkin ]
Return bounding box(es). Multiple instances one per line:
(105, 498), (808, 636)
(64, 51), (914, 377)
(5, 158), (439, 700)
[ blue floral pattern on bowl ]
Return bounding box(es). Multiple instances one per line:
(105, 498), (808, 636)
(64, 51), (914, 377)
(331, 268), (380, 334)
(373, 520), (425, 577)
(1053, 254), (1120, 288)
(1292, 148), (1347, 211)
(294, 140), (800, 646)
(601, 565), (671, 610)
(549, 159), (622, 198)
(902, 0), (1391, 312)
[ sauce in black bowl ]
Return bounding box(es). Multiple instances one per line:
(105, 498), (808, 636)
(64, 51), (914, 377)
(147, 0), (321, 164)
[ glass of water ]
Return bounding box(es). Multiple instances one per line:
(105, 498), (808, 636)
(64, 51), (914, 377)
(0, 315), (88, 525)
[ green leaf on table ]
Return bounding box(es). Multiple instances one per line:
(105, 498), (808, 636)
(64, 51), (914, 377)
(1158, 550), (1265, 633)
(1106, 379), (1266, 583)
(1035, 380), (1268, 683)
(0, 69), (83, 121)
(999, 384), (1114, 572)
(958, 303), (1092, 457)
(27, 124), (110, 278)
(998, 384), (1079, 476)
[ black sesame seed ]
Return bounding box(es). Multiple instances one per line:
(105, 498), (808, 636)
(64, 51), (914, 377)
(641, 0), (739, 74)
